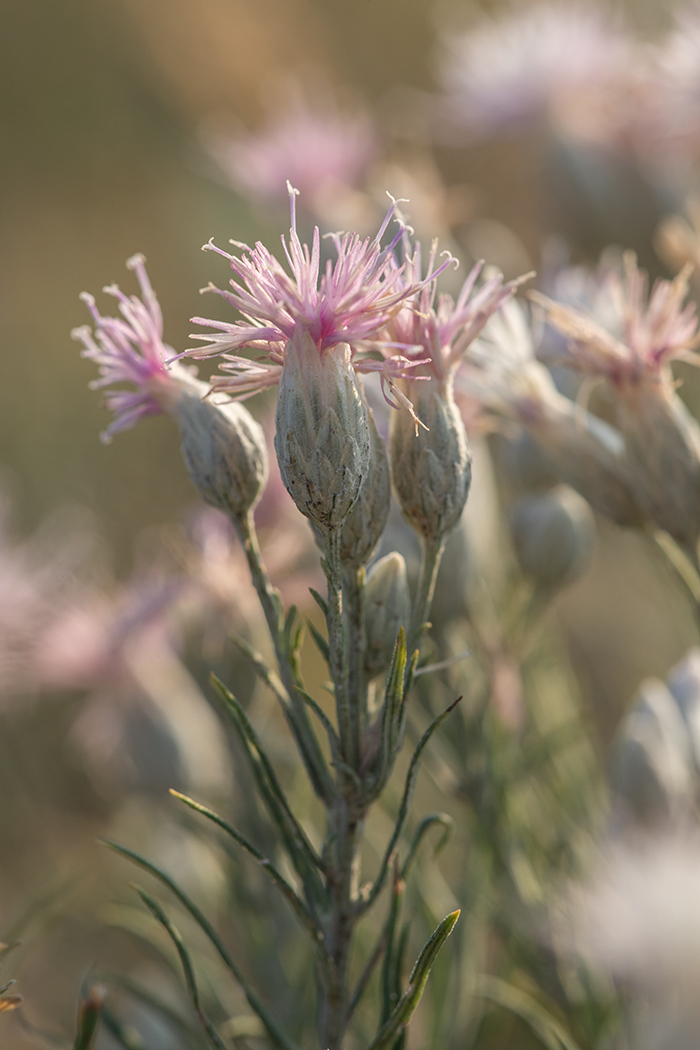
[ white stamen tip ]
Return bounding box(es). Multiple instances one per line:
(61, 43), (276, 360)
(126, 253), (146, 270)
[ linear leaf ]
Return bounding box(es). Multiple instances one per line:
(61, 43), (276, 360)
(474, 976), (583, 1050)
(101, 841), (298, 1050)
(401, 815), (454, 881)
(368, 910), (460, 1050)
(364, 697), (462, 911)
(307, 619), (330, 665)
(73, 986), (104, 1050)
(308, 588), (329, 617)
(170, 791), (321, 941)
(134, 886), (227, 1050)
(211, 675), (326, 903)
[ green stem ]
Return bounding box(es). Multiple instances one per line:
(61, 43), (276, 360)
(409, 535), (445, 653)
(235, 510), (334, 804)
(325, 529), (354, 768)
(343, 565), (368, 768)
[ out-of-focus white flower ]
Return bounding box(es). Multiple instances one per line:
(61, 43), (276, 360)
(644, 4), (700, 166)
(439, 1), (633, 143)
(564, 833), (700, 984)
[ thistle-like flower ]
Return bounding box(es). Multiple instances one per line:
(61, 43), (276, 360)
(189, 186), (450, 535)
(385, 239), (530, 542)
(75, 256), (268, 520)
(531, 256), (700, 546)
(204, 88), (377, 215)
(463, 298), (642, 526)
(72, 253), (187, 442)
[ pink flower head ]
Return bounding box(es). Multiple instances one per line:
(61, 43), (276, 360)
(73, 254), (183, 442)
(189, 185), (452, 409)
(531, 254), (700, 389)
(206, 92), (377, 210)
(384, 234), (533, 388)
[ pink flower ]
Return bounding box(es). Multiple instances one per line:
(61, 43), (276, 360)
(205, 90), (377, 211)
(73, 254), (196, 442)
(531, 254), (700, 390)
(189, 185), (450, 410)
(384, 236), (532, 389)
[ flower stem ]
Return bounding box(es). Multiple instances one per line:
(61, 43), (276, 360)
(236, 510), (334, 803)
(409, 535), (446, 654)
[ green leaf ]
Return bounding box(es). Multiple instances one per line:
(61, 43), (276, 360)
(401, 814), (454, 881)
(368, 910), (460, 1050)
(101, 841), (299, 1050)
(134, 886), (227, 1050)
(73, 985), (104, 1050)
(211, 675), (326, 906)
(474, 976), (583, 1050)
(170, 791), (321, 941)
(309, 588), (329, 617)
(364, 697), (462, 910)
(307, 619), (330, 664)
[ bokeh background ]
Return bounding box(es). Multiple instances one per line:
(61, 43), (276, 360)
(2, 0), (700, 1046)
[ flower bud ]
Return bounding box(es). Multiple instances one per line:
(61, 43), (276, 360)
(172, 386), (268, 520)
(509, 484), (596, 590)
(609, 679), (695, 829)
(616, 383), (700, 549)
(667, 647), (700, 778)
(340, 409), (390, 569)
(274, 329), (371, 534)
(389, 381), (472, 543)
(364, 552), (411, 678)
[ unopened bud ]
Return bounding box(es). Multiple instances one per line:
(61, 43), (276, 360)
(340, 409), (390, 568)
(390, 382), (472, 543)
(667, 647), (700, 778)
(609, 679), (695, 829)
(274, 329), (371, 534)
(364, 552), (411, 678)
(617, 383), (700, 548)
(173, 388), (268, 520)
(509, 484), (595, 590)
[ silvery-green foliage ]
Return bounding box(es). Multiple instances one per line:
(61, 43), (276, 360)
(364, 552), (411, 678)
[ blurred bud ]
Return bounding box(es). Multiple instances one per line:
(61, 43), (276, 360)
(173, 390), (269, 521)
(609, 679), (695, 830)
(617, 384), (700, 549)
(340, 409), (390, 569)
(667, 647), (700, 778)
(275, 329), (371, 535)
(510, 484), (596, 590)
(390, 382), (472, 543)
(364, 552), (411, 678)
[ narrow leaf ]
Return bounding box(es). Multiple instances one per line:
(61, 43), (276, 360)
(101, 841), (298, 1050)
(368, 910), (460, 1050)
(73, 985), (105, 1050)
(134, 886), (227, 1050)
(364, 697), (462, 910)
(401, 815), (454, 881)
(170, 791), (321, 941)
(309, 588), (329, 617)
(307, 620), (330, 665)
(211, 676), (326, 903)
(474, 976), (583, 1050)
